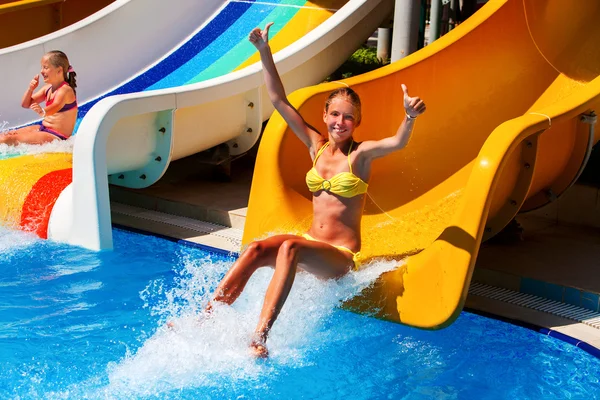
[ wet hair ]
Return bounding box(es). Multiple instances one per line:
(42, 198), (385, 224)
(324, 87), (362, 125)
(45, 50), (77, 94)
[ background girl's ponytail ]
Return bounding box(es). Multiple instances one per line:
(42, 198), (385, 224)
(66, 65), (77, 94)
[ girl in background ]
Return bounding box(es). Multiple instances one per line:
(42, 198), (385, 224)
(1, 50), (77, 145)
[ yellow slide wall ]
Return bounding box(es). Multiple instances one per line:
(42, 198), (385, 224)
(244, 0), (600, 328)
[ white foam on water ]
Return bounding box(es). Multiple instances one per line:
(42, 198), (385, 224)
(0, 134), (74, 159)
(0, 227), (38, 258)
(97, 252), (403, 398)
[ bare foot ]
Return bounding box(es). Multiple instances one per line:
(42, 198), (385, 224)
(250, 335), (269, 358)
(250, 341), (269, 358)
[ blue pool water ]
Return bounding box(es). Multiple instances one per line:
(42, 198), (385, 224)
(1, 227), (600, 399)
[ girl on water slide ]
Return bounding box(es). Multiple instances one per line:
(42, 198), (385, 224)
(0, 50), (77, 145)
(209, 23), (426, 358)
(206, 23), (427, 358)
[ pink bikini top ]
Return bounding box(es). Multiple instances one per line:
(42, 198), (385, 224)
(45, 82), (77, 112)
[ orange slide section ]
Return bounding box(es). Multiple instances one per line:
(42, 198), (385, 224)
(0, 0), (114, 49)
(243, 0), (600, 329)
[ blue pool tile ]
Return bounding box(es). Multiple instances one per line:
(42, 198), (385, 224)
(563, 287), (581, 307)
(548, 330), (580, 347)
(545, 283), (564, 302)
(520, 278), (545, 297)
(580, 292), (600, 312)
(577, 341), (600, 359)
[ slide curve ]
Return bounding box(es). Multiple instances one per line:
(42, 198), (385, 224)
(243, 0), (600, 329)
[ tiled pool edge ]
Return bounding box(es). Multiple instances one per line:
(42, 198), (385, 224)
(520, 277), (600, 312)
(111, 202), (243, 254)
(538, 328), (600, 359)
(473, 267), (600, 312)
(469, 282), (600, 329)
(113, 224), (240, 258)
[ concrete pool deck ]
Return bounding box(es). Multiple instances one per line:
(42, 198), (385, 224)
(110, 154), (600, 352)
(110, 151), (252, 254)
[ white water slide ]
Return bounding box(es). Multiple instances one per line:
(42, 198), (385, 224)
(0, 0), (393, 250)
(1, 0), (227, 126)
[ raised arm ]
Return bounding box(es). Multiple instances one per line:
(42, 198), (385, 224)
(359, 84), (426, 160)
(249, 23), (321, 150)
(21, 75), (46, 108)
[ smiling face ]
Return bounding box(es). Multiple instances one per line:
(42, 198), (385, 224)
(40, 55), (64, 85)
(323, 97), (360, 142)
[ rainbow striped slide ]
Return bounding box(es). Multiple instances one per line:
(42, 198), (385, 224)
(0, 0), (381, 243)
(0, 154), (72, 238)
(77, 0), (349, 119)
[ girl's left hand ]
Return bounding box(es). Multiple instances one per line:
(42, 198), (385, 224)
(402, 84), (426, 118)
(30, 102), (44, 117)
(29, 75), (40, 91)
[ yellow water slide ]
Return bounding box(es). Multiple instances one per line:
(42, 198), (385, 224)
(0, 0), (114, 49)
(243, 0), (600, 329)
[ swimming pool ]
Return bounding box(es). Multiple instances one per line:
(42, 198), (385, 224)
(1, 226), (599, 399)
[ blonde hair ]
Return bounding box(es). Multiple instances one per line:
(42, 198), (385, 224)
(324, 87), (362, 125)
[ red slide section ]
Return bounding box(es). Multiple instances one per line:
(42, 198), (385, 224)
(20, 169), (72, 238)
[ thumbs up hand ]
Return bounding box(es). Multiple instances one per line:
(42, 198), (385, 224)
(402, 84), (426, 118)
(249, 22), (274, 50)
(29, 75), (40, 91)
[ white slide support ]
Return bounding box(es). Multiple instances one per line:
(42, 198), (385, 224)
(0, 0), (226, 127)
(46, 0), (394, 250)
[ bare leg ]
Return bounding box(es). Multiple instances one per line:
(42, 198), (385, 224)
(0, 125), (59, 145)
(208, 235), (299, 308)
(250, 238), (354, 358)
(166, 235), (300, 330)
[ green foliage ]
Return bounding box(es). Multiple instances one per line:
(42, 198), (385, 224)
(326, 46), (389, 81)
(350, 46), (386, 65)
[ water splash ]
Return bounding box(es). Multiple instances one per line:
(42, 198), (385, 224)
(0, 227), (38, 259)
(0, 120), (9, 134)
(0, 129), (74, 160)
(97, 253), (402, 398)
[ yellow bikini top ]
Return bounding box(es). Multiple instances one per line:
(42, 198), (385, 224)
(305, 140), (368, 198)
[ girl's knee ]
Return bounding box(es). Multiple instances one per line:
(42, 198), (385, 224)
(0, 134), (16, 145)
(278, 239), (301, 258)
(245, 241), (267, 262)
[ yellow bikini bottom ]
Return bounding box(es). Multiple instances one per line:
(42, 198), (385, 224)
(301, 233), (361, 270)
